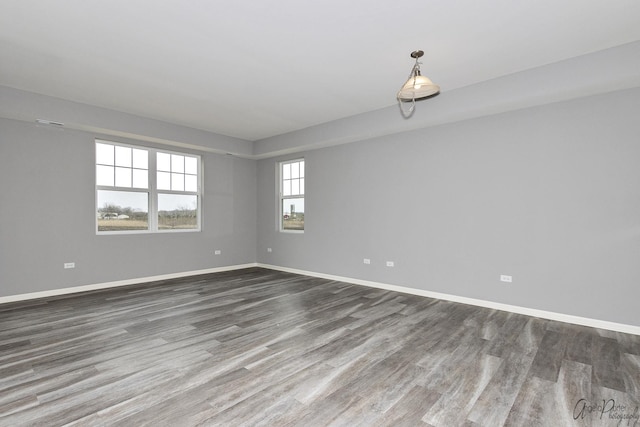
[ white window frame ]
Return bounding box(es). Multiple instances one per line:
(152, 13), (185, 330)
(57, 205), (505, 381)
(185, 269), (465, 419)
(95, 139), (202, 234)
(279, 158), (305, 233)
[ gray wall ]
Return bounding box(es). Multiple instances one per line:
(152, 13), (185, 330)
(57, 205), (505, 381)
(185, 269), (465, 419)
(257, 88), (640, 327)
(2, 85), (639, 328)
(0, 117), (257, 296)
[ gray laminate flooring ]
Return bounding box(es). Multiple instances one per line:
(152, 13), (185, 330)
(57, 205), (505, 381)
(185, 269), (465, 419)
(1, 268), (639, 426)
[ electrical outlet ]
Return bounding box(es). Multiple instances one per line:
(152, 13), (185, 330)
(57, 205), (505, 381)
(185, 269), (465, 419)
(363, 258), (371, 264)
(500, 275), (513, 283)
(214, 250), (221, 255)
(386, 261), (395, 267)
(64, 262), (75, 269)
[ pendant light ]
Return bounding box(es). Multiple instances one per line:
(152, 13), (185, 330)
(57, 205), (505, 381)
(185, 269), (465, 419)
(397, 50), (440, 117)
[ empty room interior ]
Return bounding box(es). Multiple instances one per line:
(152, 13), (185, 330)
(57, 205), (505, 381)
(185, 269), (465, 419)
(1, 1), (640, 426)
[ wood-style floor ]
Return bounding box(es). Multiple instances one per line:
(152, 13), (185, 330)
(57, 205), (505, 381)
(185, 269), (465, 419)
(1, 268), (639, 426)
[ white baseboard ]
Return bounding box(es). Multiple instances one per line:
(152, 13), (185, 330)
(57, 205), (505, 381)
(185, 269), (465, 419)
(3, 262), (638, 336)
(0, 263), (258, 304)
(257, 263), (640, 336)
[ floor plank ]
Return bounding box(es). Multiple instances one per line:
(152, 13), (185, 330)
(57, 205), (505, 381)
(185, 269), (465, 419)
(1, 267), (639, 426)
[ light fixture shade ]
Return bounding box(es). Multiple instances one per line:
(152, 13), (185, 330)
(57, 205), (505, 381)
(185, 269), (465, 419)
(397, 75), (440, 101)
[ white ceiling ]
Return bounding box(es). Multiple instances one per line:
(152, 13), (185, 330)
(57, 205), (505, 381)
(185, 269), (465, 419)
(1, 0), (640, 141)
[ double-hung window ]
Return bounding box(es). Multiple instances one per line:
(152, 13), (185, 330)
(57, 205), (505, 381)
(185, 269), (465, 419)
(96, 140), (201, 233)
(156, 151), (200, 231)
(279, 159), (304, 231)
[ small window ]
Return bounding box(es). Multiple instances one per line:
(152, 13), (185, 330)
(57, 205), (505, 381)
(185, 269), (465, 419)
(96, 140), (201, 234)
(279, 159), (304, 231)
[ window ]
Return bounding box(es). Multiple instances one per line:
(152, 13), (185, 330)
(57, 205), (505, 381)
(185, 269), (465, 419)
(279, 159), (304, 231)
(96, 140), (201, 233)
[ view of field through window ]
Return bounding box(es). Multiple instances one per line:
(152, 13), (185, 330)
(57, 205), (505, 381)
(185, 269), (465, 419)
(157, 194), (198, 230)
(97, 190), (149, 231)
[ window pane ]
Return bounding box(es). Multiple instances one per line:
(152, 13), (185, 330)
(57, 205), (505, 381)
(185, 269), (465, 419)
(132, 148), (148, 169)
(299, 178), (304, 195)
(299, 161), (304, 177)
(96, 143), (114, 165)
(171, 173), (184, 191)
(157, 152), (171, 171)
(184, 174), (197, 192)
(291, 162), (299, 179)
(185, 156), (197, 174)
(97, 190), (148, 231)
(96, 165), (114, 186)
(282, 180), (291, 196)
(157, 171), (171, 190)
(171, 154), (184, 173)
(158, 194), (198, 230)
(132, 168), (148, 189)
(115, 167), (132, 187)
(282, 163), (290, 180)
(291, 179), (300, 195)
(115, 146), (132, 167)
(282, 197), (304, 231)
